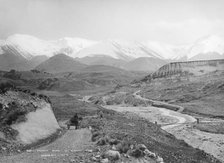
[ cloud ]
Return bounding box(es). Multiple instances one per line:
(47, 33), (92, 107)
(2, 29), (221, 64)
(151, 18), (224, 44)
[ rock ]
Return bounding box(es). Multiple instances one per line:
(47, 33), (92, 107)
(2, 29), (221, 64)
(85, 149), (93, 153)
(101, 158), (109, 163)
(97, 136), (109, 146)
(103, 150), (121, 161)
(130, 144), (134, 149)
(95, 155), (101, 159)
(88, 126), (92, 130)
(111, 145), (116, 150)
(26, 149), (32, 153)
(91, 156), (98, 162)
(129, 148), (144, 158)
(108, 138), (120, 145)
(137, 144), (147, 151)
(156, 156), (164, 163)
(144, 149), (156, 158)
(1, 147), (6, 151)
(93, 148), (100, 152)
(124, 153), (130, 158)
(69, 159), (75, 163)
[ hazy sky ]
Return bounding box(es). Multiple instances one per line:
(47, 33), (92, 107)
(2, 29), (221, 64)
(0, 0), (224, 44)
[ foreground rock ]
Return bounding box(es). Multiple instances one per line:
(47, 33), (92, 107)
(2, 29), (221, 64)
(103, 150), (121, 161)
(0, 89), (60, 153)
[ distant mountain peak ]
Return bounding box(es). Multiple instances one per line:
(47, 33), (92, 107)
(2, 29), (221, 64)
(0, 34), (224, 64)
(35, 53), (87, 73)
(188, 35), (224, 59)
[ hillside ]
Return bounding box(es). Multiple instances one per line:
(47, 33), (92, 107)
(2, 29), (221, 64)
(129, 59), (224, 119)
(142, 59), (224, 81)
(76, 55), (127, 68)
(0, 51), (49, 71)
(37, 65), (146, 92)
(124, 57), (167, 72)
(35, 54), (87, 73)
(0, 52), (26, 71)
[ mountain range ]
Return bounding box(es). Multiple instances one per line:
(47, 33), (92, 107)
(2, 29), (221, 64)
(0, 34), (224, 72)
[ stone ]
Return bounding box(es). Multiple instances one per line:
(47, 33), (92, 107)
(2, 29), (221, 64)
(111, 145), (116, 150)
(101, 158), (109, 163)
(137, 144), (147, 151)
(129, 148), (144, 158)
(91, 156), (97, 161)
(156, 156), (164, 163)
(1, 147), (6, 151)
(144, 149), (156, 158)
(69, 159), (76, 163)
(85, 149), (93, 153)
(108, 138), (120, 145)
(103, 150), (121, 161)
(95, 155), (101, 159)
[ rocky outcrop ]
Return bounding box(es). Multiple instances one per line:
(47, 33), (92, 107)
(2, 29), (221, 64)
(0, 89), (60, 150)
(143, 59), (224, 81)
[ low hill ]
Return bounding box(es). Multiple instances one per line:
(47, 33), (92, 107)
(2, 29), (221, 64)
(0, 52), (49, 71)
(37, 65), (146, 92)
(124, 57), (167, 72)
(0, 52), (27, 71)
(35, 54), (87, 73)
(142, 59), (224, 81)
(76, 55), (127, 68)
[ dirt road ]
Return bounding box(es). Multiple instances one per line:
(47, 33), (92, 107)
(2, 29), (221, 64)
(0, 128), (93, 163)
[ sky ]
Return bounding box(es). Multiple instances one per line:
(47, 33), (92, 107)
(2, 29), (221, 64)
(0, 0), (224, 45)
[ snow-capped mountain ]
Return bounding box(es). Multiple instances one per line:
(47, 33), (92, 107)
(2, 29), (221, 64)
(1, 34), (98, 60)
(187, 35), (224, 60)
(0, 34), (224, 63)
(4, 34), (57, 59)
(75, 39), (163, 61)
(140, 41), (176, 59)
(50, 37), (98, 58)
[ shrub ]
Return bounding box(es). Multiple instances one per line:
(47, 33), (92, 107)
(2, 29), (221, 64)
(0, 82), (15, 94)
(30, 92), (37, 96)
(116, 140), (132, 153)
(3, 70), (21, 79)
(4, 109), (26, 125)
(31, 69), (40, 73)
(92, 130), (102, 142)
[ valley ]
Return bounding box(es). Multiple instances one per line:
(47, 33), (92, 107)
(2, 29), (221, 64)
(0, 34), (224, 163)
(2, 0), (224, 162)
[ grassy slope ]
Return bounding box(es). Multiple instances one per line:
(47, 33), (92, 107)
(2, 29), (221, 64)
(50, 95), (99, 120)
(48, 94), (220, 163)
(81, 106), (220, 163)
(140, 71), (224, 118)
(193, 122), (224, 134)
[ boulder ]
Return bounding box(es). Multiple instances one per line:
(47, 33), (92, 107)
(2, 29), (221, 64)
(129, 148), (144, 158)
(101, 158), (109, 163)
(137, 144), (147, 151)
(156, 156), (164, 163)
(103, 150), (121, 161)
(108, 138), (120, 145)
(144, 149), (156, 158)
